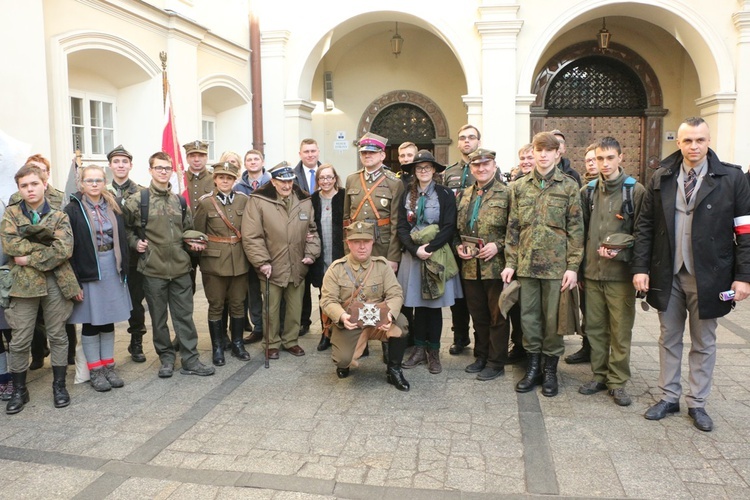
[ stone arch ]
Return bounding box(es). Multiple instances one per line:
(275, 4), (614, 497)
(356, 90), (451, 165)
(198, 75), (252, 105)
(531, 41), (666, 180)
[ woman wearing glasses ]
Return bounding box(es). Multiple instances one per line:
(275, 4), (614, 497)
(398, 150), (461, 375)
(64, 165), (132, 392)
(309, 164), (345, 351)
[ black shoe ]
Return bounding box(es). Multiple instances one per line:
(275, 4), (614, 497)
(128, 333), (147, 363)
(158, 362), (174, 378)
(507, 346), (526, 364)
(208, 320), (226, 366)
(299, 324), (310, 337)
(230, 317), (251, 361)
(180, 360), (216, 376)
(29, 357), (44, 371)
(516, 353), (542, 393)
(243, 331), (263, 344)
(564, 337), (591, 364)
(51, 366), (70, 408)
(465, 358), (486, 374)
(317, 335), (331, 351)
(579, 380), (607, 395)
(449, 339), (470, 356)
(386, 367), (410, 391)
(541, 355), (559, 397)
(476, 366), (504, 381)
(336, 367), (349, 379)
(644, 400), (680, 420)
(385, 335), (410, 391)
(6, 372), (29, 415)
(688, 408), (713, 431)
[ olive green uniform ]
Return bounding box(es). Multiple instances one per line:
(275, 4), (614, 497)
(185, 170), (214, 212)
(581, 169), (645, 388)
(343, 167), (404, 263)
(506, 168), (584, 356)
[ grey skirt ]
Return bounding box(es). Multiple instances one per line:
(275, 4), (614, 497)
(397, 251), (463, 308)
(68, 249), (132, 326)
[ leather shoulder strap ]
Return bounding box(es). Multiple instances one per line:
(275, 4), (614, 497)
(208, 196), (242, 239)
(350, 171), (387, 221)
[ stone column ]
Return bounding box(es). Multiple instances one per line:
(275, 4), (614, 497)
(284, 99), (316, 160)
(260, 30), (290, 164)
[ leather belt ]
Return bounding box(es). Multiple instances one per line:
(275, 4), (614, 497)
(207, 235), (240, 244)
(97, 243), (114, 252)
(344, 217), (390, 228)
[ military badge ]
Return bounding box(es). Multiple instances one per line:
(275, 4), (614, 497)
(358, 303), (381, 327)
(380, 198), (388, 207)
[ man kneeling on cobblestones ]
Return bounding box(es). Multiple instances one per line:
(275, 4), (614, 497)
(320, 222), (410, 391)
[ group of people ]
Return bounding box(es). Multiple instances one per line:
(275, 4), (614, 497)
(1, 117), (748, 434)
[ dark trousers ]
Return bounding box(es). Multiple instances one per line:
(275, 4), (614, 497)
(126, 266), (147, 335)
(463, 278), (509, 369)
(247, 271), (263, 333)
(143, 273), (199, 365)
(450, 296), (472, 344)
(300, 274), (312, 328)
(413, 307), (442, 346)
(509, 303), (523, 348)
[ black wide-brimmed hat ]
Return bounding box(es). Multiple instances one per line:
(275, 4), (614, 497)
(401, 149), (446, 174)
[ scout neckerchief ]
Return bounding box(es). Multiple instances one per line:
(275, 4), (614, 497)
(416, 192), (427, 225)
(350, 170), (387, 222)
(208, 194), (242, 239)
(460, 162), (470, 189)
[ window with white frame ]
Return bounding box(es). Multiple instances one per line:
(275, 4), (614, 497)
(70, 92), (116, 157)
(202, 118), (215, 161)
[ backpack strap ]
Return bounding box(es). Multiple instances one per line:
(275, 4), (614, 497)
(585, 179), (598, 211)
(621, 176), (636, 217)
(138, 189), (149, 240)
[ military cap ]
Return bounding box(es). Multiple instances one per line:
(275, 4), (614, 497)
(183, 230), (208, 244)
(468, 148), (497, 165)
(269, 161), (295, 180)
(346, 221), (375, 241)
(107, 144), (132, 162)
(401, 149), (446, 174)
(600, 233), (635, 250)
(497, 280), (520, 319)
(212, 161), (239, 179)
(358, 132), (388, 152)
(550, 129), (565, 140)
(183, 140), (209, 155)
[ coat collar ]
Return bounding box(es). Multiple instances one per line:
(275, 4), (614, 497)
(253, 181), (310, 203)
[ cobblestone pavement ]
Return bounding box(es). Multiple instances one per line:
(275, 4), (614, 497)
(2, 285), (750, 499)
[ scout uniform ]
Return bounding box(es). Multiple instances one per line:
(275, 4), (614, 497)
(1, 195), (81, 413)
(194, 162), (251, 365)
(343, 133), (404, 263)
(320, 222), (411, 391)
(183, 140), (214, 212)
(505, 145), (584, 396)
(106, 145), (148, 363)
(455, 149), (511, 379)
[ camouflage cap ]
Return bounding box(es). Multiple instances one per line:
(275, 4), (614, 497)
(468, 148), (496, 165)
(212, 162), (239, 179)
(107, 144), (133, 162)
(346, 221), (375, 241)
(600, 233), (635, 249)
(183, 140), (209, 155)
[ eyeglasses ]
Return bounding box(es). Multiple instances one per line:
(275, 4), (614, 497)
(318, 176), (335, 181)
(414, 166), (434, 172)
(586, 158), (596, 164)
(151, 166), (173, 173)
(459, 135), (478, 141)
(82, 178), (105, 185)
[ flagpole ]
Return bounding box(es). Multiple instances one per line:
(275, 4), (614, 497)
(160, 51), (168, 111)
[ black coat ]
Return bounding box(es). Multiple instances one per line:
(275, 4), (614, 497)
(64, 193), (129, 284)
(397, 182), (457, 257)
(632, 148), (750, 319)
(309, 189), (344, 288)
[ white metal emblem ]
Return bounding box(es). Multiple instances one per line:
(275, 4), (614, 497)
(380, 198), (388, 207)
(358, 303), (380, 327)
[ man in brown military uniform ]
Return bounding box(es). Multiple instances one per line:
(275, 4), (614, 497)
(183, 140), (214, 292)
(194, 162), (251, 366)
(343, 133), (403, 273)
(320, 222), (410, 391)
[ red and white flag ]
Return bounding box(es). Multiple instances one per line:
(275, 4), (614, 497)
(162, 84), (186, 197)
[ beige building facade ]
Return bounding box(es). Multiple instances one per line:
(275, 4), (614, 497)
(3, 0), (750, 189)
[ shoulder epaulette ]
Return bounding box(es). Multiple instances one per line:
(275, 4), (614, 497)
(721, 161), (742, 170)
(371, 256), (389, 264)
(383, 169), (398, 181)
(198, 192), (213, 202)
(234, 191), (249, 198)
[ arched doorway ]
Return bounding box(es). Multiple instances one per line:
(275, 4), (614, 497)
(531, 42), (667, 182)
(357, 90), (451, 171)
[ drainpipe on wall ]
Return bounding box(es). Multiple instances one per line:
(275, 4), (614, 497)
(250, 12), (264, 154)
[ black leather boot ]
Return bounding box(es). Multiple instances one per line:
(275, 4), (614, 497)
(317, 334), (331, 351)
(230, 317), (250, 361)
(208, 319), (226, 366)
(541, 355), (559, 397)
(52, 365), (70, 408)
(221, 312), (231, 350)
(381, 341), (389, 364)
(128, 333), (147, 363)
(6, 371), (29, 415)
(515, 352), (543, 393)
(66, 324), (77, 365)
(564, 336), (590, 364)
(385, 335), (410, 392)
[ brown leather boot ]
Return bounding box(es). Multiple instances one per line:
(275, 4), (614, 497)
(402, 346), (427, 369)
(426, 348), (442, 374)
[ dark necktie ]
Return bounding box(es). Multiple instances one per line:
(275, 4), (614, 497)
(685, 169), (697, 203)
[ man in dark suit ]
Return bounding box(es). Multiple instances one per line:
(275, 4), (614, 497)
(633, 117), (750, 432)
(292, 138), (321, 336)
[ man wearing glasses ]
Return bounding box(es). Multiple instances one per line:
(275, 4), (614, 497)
(122, 152), (215, 379)
(441, 124), (482, 356)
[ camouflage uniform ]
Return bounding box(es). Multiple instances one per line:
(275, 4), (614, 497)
(442, 159), (475, 194)
(122, 182), (204, 367)
(343, 168), (404, 263)
(9, 185), (66, 211)
(108, 179), (148, 339)
(506, 167), (584, 356)
(456, 178), (511, 370)
(1, 201), (80, 372)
